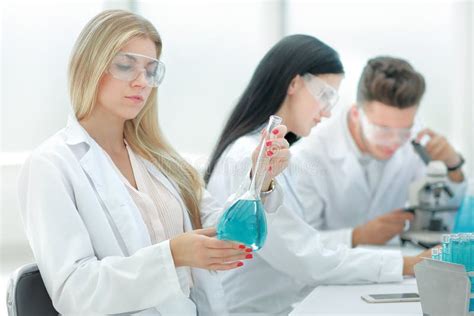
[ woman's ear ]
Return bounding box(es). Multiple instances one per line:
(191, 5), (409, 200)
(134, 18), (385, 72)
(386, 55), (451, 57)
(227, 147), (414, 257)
(287, 75), (301, 96)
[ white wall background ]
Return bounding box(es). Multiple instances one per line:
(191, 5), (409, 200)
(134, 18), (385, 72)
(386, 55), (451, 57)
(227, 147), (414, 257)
(136, 0), (286, 155)
(0, 1), (472, 313)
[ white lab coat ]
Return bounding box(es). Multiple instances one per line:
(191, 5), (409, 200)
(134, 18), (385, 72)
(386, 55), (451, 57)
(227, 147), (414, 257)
(207, 131), (404, 315)
(290, 108), (466, 248)
(17, 117), (228, 316)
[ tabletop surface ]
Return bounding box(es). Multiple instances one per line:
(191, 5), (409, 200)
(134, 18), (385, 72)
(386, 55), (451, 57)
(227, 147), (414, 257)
(290, 277), (422, 316)
(290, 244), (426, 316)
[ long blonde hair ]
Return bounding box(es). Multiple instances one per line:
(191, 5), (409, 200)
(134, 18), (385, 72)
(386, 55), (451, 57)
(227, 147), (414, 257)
(68, 10), (203, 229)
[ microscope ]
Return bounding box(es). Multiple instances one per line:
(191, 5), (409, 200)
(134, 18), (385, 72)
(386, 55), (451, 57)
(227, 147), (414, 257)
(401, 142), (459, 248)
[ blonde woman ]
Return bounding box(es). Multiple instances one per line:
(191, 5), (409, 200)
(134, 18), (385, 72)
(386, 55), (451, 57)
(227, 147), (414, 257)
(17, 10), (289, 315)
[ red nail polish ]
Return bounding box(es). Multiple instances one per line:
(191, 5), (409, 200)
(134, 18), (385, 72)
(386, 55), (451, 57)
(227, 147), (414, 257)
(246, 254), (253, 259)
(266, 140), (272, 146)
(245, 248), (252, 252)
(237, 262), (244, 267)
(272, 129), (279, 135)
(267, 151), (273, 157)
(239, 245), (245, 249)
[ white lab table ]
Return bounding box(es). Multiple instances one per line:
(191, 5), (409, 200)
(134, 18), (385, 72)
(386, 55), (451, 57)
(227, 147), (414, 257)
(290, 277), (422, 316)
(290, 244), (425, 316)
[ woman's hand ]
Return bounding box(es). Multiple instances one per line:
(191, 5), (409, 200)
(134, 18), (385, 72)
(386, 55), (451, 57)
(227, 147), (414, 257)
(170, 227), (253, 270)
(252, 124), (290, 191)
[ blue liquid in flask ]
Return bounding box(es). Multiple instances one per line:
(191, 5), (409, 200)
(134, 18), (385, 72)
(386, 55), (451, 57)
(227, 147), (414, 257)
(216, 115), (282, 251)
(217, 198), (267, 250)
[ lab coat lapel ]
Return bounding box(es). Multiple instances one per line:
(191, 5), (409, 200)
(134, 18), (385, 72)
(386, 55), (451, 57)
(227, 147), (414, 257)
(65, 118), (151, 255)
(341, 154), (371, 199)
(369, 149), (404, 212)
(330, 110), (371, 199)
(80, 147), (151, 255)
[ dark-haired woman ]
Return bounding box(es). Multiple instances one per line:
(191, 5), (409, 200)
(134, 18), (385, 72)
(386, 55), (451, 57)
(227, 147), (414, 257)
(206, 35), (428, 315)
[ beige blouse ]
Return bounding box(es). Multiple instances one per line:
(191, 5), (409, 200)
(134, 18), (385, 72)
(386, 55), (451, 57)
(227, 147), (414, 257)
(126, 145), (184, 243)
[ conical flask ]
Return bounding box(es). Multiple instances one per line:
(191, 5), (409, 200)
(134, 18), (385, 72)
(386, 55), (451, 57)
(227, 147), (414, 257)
(217, 115), (282, 250)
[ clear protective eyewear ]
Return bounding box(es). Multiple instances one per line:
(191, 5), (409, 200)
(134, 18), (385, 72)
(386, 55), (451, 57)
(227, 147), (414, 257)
(107, 52), (166, 87)
(359, 107), (413, 146)
(302, 73), (340, 113)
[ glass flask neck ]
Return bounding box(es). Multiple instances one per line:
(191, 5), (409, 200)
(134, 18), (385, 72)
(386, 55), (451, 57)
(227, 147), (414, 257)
(249, 115), (282, 198)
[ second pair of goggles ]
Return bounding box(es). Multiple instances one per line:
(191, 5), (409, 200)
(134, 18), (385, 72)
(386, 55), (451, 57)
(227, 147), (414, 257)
(359, 107), (413, 146)
(108, 52), (166, 87)
(302, 73), (340, 113)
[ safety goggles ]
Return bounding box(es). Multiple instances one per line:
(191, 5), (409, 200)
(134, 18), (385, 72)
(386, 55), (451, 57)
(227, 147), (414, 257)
(107, 52), (166, 87)
(302, 74), (339, 113)
(359, 107), (413, 146)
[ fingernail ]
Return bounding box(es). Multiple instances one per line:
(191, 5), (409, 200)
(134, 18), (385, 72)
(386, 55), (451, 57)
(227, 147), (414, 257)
(237, 262), (244, 267)
(245, 248), (252, 252)
(266, 140), (272, 147)
(239, 245), (245, 249)
(267, 150), (273, 157)
(268, 165), (272, 172)
(246, 254), (253, 259)
(272, 129), (279, 135)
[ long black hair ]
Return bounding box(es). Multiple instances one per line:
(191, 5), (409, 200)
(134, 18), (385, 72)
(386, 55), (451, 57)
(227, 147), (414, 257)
(204, 34), (344, 184)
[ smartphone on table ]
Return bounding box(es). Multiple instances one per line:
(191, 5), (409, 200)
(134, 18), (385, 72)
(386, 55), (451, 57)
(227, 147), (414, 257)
(361, 293), (420, 303)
